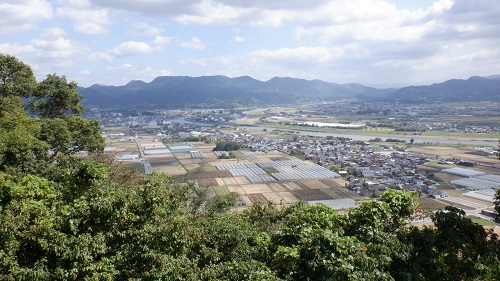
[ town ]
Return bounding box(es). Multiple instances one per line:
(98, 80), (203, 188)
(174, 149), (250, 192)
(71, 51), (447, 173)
(97, 103), (500, 223)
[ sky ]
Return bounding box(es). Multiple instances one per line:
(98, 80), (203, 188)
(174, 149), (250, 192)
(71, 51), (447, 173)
(1, 0), (499, 88)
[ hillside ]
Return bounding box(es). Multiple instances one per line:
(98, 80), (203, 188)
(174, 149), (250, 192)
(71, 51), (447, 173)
(78, 75), (500, 109)
(380, 76), (500, 104)
(77, 75), (387, 109)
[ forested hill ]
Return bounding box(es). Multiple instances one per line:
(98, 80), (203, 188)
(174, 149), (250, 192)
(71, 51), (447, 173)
(379, 76), (500, 103)
(77, 75), (500, 109)
(77, 75), (387, 109)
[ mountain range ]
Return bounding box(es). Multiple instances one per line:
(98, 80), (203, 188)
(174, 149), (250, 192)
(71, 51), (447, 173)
(77, 75), (500, 109)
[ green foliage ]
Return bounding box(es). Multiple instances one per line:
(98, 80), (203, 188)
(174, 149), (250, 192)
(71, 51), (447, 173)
(0, 98), (49, 174)
(213, 141), (241, 151)
(217, 151), (236, 159)
(0, 54), (37, 98)
(31, 74), (84, 118)
(0, 54), (104, 176)
(392, 206), (500, 281)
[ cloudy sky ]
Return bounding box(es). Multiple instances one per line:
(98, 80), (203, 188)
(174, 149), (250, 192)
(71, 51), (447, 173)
(1, 0), (499, 87)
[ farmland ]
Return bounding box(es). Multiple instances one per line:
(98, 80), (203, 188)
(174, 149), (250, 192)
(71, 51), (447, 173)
(106, 134), (360, 210)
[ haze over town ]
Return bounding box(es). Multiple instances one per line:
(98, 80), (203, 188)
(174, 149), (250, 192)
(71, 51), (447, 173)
(1, 0), (500, 87)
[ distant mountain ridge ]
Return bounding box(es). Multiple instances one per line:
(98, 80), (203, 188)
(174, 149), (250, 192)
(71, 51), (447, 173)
(77, 75), (500, 109)
(381, 76), (500, 103)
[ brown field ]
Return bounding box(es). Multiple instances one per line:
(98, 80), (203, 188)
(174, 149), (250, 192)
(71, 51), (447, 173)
(417, 165), (441, 173)
(319, 179), (345, 188)
(444, 189), (465, 197)
(262, 192), (285, 204)
(185, 170), (231, 180)
(146, 156), (179, 166)
(197, 178), (219, 188)
(278, 192), (300, 204)
(184, 163), (200, 171)
(321, 188), (359, 199)
(301, 179), (330, 189)
(153, 165), (186, 176)
(294, 181), (311, 190)
(234, 176), (250, 185)
(418, 197), (448, 210)
(239, 195), (253, 206)
(215, 178), (225, 186)
(268, 183), (287, 192)
(222, 178), (239, 185)
(241, 184), (273, 194)
(228, 186), (245, 194)
(174, 153), (192, 160)
(293, 189), (333, 201)
(283, 182), (302, 190)
(411, 146), (498, 165)
(331, 178), (349, 187)
(248, 193), (268, 203)
(179, 159), (195, 165)
(140, 142), (167, 149)
(433, 172), (462, 182)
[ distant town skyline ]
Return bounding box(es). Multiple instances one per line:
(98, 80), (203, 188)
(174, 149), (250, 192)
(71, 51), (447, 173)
(1, 0), (499, 88)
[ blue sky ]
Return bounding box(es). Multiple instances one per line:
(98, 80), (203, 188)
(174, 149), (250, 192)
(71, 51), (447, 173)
(1, 0), (499, 88)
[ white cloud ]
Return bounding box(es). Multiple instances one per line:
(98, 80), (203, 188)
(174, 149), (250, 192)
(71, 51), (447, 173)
(153, 36), (172, 47)
(89, 0), (196, 16)
(91, 39), (165, 62)
(0, 0), (53, 35)
(249, 46), (343, 65)
(1, 27), (90, 82)
(88, 52), (115, 62)
(181, 37), (206, 50)
(234, 36), (245, 43)
(56, 0), (111, 34)
(101, 64), (172, 85)
(108, 41), (155, 57)
(28, 28), (90, 68)
(129, 21), (165, 37)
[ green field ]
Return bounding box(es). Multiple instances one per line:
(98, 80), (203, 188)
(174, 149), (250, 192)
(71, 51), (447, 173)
(255, 122), (500, 140)
(128, 162), (143, 171)
(206, 186), (230, 197)
(467, 216), (495, 226)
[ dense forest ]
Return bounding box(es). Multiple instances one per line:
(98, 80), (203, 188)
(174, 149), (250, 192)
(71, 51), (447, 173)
(1, 53), (500, 280)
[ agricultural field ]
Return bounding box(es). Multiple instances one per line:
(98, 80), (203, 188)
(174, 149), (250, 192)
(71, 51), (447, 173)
(411, 146), (499, 166)
(104, 133), (359, 210)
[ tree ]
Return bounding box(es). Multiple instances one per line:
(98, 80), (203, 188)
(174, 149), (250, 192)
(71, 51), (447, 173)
(0, 54), (104, 174)
(213, 141), (241, 151)
(391, 206), (500, 281)
(30, 74), (84, 118)
(0, 97), (49, 175)
(0, 54), (37, 99)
